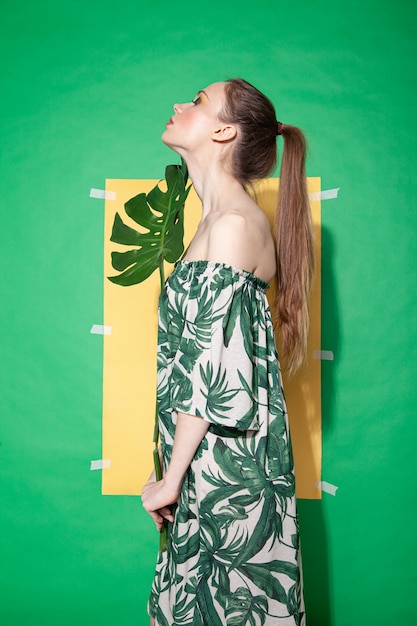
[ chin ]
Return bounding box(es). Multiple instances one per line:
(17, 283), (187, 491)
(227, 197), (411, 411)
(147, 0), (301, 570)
(162, 137), (183, 157)
(161, 130), (173, 146)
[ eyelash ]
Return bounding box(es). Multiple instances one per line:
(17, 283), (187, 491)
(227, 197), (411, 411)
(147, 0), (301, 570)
(192, 96), (201, 105)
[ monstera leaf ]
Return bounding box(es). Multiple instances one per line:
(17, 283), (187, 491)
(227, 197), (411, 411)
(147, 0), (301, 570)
(108, 160), (190, 288)
(108, 159), (191, 553)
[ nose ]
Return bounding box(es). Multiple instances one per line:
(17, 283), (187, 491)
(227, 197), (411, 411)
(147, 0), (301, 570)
(173, 103), (183, 114)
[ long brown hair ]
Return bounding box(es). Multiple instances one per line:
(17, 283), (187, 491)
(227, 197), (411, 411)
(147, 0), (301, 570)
(221, 78), (314, 374)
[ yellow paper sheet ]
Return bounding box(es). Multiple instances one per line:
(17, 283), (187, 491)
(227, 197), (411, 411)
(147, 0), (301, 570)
(102, 177), (322, 499)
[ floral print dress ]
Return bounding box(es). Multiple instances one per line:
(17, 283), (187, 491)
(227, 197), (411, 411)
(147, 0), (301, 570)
(148, 260), (305, 626)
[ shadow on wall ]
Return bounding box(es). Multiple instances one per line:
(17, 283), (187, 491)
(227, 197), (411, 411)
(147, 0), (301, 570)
(298, 499), (332, 626)
(321, 224), (340, 435)
(297, 223), (339, 625)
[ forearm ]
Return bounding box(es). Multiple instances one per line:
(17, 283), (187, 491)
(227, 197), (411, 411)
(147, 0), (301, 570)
(141, 412), (209, 529)
(164, 411), (209, 490)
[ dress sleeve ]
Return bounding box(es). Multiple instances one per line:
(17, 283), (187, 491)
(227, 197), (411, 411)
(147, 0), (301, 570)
(167, 264), (269, 431)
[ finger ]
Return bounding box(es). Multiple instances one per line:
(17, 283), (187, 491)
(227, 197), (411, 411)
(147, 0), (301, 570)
(158, 506), (174, 523)
(147, 509), (163, 528)
(141, 493), (155, 511)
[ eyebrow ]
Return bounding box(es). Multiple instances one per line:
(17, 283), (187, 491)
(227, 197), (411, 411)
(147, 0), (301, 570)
(197, 89), (209, 99)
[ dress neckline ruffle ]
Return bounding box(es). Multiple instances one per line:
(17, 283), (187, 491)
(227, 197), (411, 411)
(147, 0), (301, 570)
(174, 259), (270, 292)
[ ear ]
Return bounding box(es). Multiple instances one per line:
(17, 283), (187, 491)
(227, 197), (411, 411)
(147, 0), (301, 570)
(211, 124), (237, 143)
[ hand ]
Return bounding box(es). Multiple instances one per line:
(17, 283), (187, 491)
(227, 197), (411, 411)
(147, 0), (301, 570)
(141, 476), (180, 532)
(141, 412), (208, 532)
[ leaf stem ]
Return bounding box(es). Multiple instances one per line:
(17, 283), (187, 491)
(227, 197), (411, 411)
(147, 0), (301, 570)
(159, 261), (165, 293)
(154, 259), (168, 550)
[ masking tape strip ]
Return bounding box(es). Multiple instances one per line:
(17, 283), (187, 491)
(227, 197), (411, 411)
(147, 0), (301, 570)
(90, 459), (111, 470)
(313, 350), (334, 361)
(90, 188), (116, 200)
(316, 480), (338, 496)
(90, 324), (112, 335)
(309, 188), (340, 201)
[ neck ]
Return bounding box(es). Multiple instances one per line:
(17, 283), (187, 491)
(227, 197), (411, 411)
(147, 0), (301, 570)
(183, 154), (246, 219)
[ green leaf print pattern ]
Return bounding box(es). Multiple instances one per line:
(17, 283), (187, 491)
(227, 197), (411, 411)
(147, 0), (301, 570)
(149, 260), (305, 626)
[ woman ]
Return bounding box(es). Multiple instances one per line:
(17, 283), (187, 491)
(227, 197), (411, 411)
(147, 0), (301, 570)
(141, 78), (314, 626)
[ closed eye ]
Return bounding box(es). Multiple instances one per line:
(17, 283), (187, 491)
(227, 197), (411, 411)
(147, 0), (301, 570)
(192, 96), (201, 105)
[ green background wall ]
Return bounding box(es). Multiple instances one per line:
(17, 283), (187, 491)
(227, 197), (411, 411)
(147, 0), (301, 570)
(1, 1), (416, 624)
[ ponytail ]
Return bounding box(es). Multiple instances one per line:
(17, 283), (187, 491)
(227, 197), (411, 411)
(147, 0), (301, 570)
(274, 124), (315, 375)
(220, 79), (314, 373)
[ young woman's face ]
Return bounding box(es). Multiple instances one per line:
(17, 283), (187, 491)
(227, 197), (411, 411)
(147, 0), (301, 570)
(162, 82), (227, 154)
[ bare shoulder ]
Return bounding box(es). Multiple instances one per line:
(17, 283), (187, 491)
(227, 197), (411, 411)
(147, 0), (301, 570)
(212, 196), (270, 236)
(210, 211), (248, 240)
(206, 203), (275, 279)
